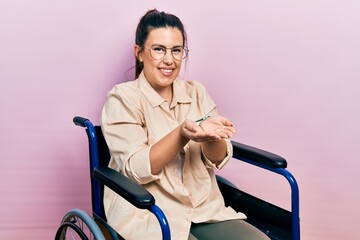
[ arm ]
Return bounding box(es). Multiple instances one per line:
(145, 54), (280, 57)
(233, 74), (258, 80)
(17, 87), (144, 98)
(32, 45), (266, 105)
(199, 116), (236, 166)
(201, 140), (228, 166)
(150, 119), (229, 174)
(149, 126), (188, 175)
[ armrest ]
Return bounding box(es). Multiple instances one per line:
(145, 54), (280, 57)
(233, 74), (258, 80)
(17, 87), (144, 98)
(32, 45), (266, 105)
(93, 166), (155, 209)
(231, 141), (287, 168)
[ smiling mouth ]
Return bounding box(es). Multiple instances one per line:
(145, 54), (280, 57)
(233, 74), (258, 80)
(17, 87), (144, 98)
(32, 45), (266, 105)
(159, 68), (174, 75)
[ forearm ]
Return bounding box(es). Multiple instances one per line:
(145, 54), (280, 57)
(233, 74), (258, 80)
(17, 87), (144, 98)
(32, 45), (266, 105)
(150, 126), (189, 175)
(201, 139), (228, 166)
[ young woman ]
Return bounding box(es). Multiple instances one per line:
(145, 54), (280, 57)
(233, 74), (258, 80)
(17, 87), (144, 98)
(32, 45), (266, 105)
(101, 9), (270, 240)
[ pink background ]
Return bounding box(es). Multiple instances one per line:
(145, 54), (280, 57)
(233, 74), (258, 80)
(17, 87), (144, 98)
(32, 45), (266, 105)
(1, 1), (359, 239)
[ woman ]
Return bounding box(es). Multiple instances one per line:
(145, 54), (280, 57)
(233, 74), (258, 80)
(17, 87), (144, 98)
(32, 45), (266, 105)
(101, 9), (270, 240)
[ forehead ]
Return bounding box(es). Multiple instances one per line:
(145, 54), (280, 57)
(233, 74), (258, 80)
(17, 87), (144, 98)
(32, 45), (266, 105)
(146, 27), (183, 46)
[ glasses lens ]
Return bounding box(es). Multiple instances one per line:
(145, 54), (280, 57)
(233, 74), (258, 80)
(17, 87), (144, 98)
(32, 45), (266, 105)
(150, 46), (188, 60)
(150, 46), (165, 60)
(171, 47), (184, 60)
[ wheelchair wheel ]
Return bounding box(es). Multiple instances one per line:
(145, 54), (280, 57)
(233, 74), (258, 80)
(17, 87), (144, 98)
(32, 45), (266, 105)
(55, 221), (89, 240)
(55, 208), (106, 240)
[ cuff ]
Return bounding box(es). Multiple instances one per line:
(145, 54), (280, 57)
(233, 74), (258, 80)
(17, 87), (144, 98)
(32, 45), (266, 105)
(125, 145), (163, 184)
(202, 139), (233, 170)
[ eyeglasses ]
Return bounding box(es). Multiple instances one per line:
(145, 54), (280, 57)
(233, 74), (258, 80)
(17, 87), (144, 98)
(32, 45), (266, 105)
(148, 45), (189, 61)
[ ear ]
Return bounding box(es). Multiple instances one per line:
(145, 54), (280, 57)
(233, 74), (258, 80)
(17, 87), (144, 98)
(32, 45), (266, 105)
(134, 45), (143, 62)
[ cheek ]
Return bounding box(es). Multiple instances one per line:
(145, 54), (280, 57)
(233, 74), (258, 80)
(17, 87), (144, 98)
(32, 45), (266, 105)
(177, 61), (183, 68)
(143, 60), (158, 71)
(143, 61), (160, 77)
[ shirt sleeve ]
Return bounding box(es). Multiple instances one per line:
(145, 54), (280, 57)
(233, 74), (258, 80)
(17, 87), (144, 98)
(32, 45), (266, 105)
(100, 85), (162, 184)
(191, 82), (234, 169)
(201, 138), (233, 169)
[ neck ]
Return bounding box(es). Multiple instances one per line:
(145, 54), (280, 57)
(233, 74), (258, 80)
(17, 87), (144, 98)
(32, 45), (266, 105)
(157, 85), (173, 102)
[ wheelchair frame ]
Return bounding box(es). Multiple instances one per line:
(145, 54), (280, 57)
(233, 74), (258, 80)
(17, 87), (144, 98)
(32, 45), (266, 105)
(55, 116), (300, 240)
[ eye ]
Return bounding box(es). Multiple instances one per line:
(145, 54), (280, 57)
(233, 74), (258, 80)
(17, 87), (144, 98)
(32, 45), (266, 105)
(152, 46), (166, 53)
(172, 47), (183, 54)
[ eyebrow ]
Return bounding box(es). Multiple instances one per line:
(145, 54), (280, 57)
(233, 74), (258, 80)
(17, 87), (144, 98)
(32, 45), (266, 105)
(151, 44), (183, 48)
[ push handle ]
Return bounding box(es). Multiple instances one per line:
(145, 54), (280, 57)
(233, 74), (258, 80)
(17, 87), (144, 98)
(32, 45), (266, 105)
(73, 116), (89, 127)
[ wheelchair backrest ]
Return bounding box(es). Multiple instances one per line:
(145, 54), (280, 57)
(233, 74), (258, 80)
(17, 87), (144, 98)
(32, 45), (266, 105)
(85, 126), (111, 220)
(93, 126), (111, 167)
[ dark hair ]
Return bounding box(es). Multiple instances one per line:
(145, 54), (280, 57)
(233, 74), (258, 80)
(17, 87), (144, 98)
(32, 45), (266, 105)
(134, 9), (188, 78)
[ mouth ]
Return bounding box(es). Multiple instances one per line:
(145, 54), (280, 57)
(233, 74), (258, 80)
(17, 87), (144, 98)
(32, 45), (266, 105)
(159, 68), (175, 76)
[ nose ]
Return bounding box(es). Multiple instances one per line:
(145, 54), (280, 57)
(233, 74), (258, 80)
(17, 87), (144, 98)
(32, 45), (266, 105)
(162, 49), (174, 64)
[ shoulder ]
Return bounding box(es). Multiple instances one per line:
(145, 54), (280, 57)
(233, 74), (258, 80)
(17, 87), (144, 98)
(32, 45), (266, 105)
(176, 79), (216, 113)
(104, 80), (146, 112)
(107, 80), (144, 103)
(176, 79), (208, 95)
(102, 80), (145, 122)
(108, 80), (141, 96)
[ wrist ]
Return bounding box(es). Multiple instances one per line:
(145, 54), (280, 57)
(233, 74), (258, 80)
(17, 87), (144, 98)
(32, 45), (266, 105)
(177, 125), (191, 144)
(195, 115), (209, 126)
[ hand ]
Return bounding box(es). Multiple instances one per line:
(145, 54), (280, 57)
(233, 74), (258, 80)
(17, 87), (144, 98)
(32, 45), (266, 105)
(199, 115), (235, 139)
(179, 116), (235, 142)
(179, 119), (223, 142)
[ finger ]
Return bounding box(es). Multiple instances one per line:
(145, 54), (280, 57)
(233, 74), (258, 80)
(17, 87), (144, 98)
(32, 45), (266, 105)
(224, 126), (236, 134)
(216, 131), (228, 139)
(184, 122), (199, 133)
(222, 119), (234, 127)
(208, 134), (221, 141)
(193, 133), (221, 142)
(217, 128), (235, 138)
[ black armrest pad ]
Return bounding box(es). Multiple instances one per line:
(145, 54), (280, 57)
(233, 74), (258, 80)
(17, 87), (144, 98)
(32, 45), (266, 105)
(93, 166), (155, 209)
(231, 141), (287, 168)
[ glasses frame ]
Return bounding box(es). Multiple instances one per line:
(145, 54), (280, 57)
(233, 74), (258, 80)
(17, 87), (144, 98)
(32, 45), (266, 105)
(147, 44), (189, 61)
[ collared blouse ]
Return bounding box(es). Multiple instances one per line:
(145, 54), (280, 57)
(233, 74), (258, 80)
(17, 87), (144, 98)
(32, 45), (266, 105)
(101, 72), (246, 240)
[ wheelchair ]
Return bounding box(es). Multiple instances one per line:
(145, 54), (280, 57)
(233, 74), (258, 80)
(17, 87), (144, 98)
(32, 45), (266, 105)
(55, 116), (300, 240)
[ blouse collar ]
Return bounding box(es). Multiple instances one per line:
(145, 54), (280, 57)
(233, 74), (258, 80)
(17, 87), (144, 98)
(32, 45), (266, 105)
(138, 71), (192, 108)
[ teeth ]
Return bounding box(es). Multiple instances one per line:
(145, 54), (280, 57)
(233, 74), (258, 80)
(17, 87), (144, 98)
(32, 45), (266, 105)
(161, 69), (172, 73)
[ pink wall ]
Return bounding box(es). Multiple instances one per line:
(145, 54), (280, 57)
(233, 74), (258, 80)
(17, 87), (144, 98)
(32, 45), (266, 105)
(1, 1), (359, 239)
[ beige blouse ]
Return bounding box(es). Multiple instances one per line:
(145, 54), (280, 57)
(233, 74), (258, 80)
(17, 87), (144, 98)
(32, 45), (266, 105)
(101, 72), (246, 240)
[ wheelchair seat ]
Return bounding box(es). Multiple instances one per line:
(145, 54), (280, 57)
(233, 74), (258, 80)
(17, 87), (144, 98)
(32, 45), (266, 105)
(55, 116), (300, 240)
